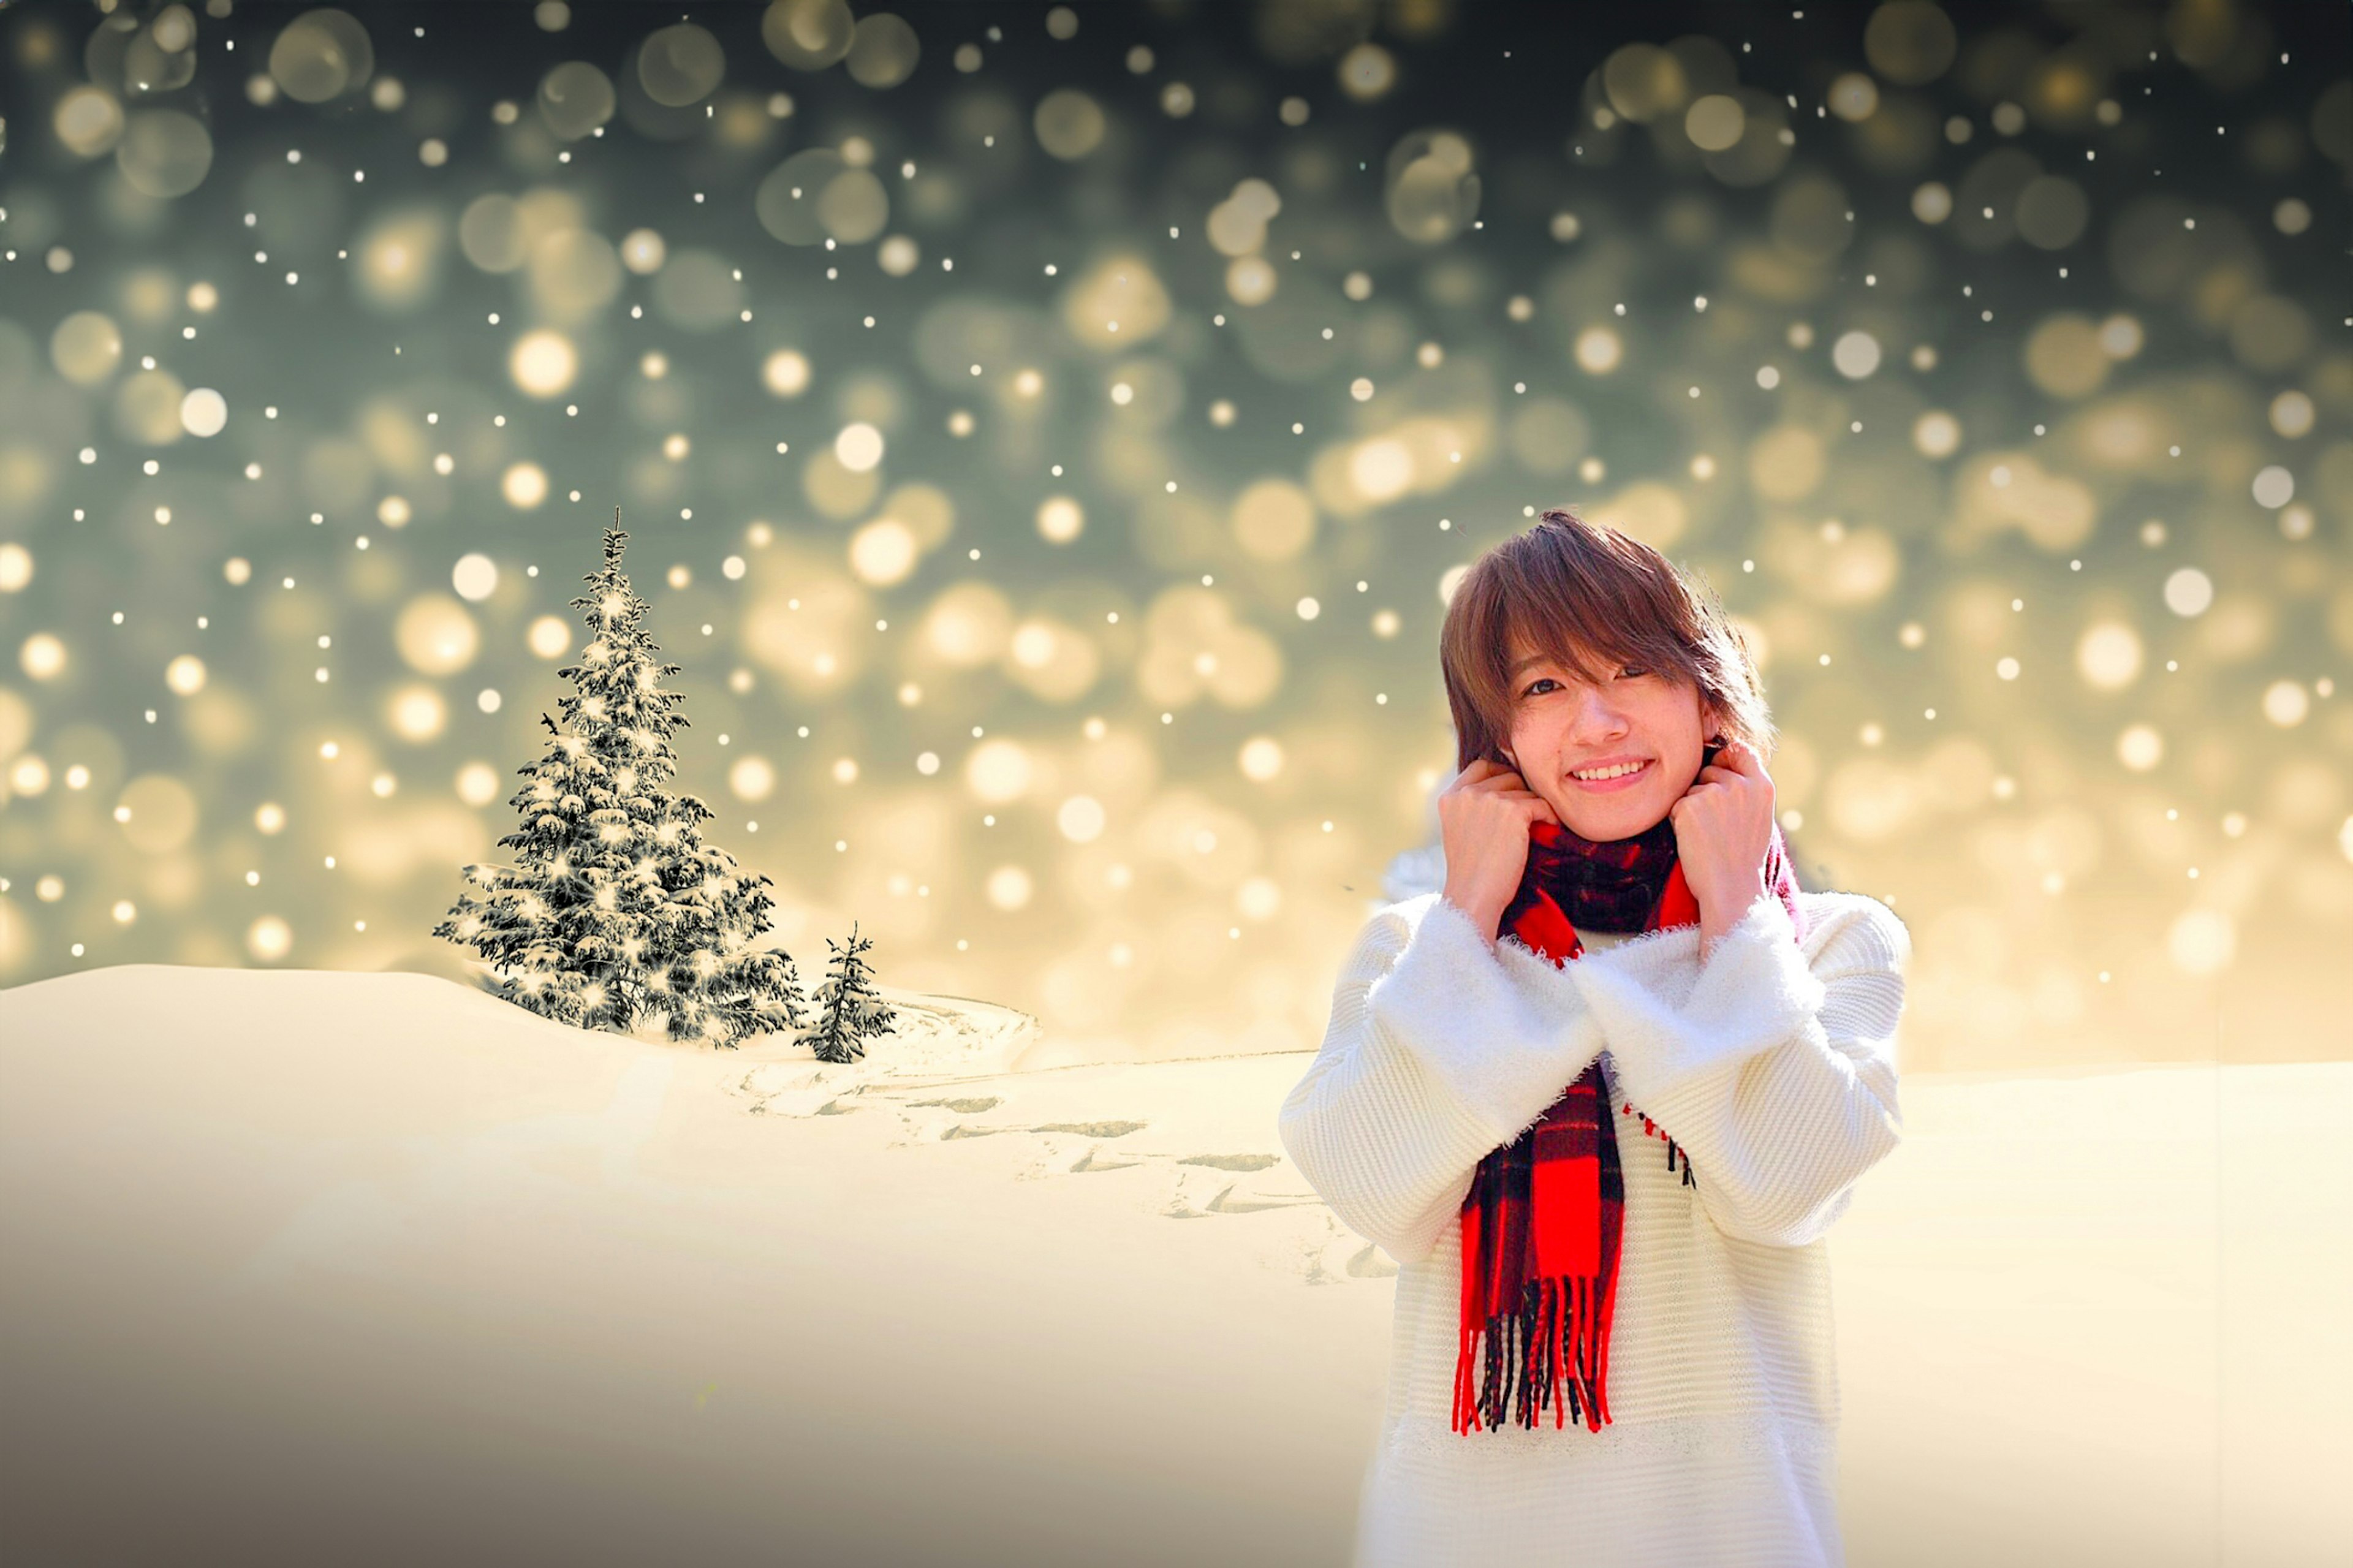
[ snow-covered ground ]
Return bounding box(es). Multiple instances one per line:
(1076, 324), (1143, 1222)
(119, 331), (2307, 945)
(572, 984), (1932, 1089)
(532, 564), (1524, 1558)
(1, 965), (2344, 1567)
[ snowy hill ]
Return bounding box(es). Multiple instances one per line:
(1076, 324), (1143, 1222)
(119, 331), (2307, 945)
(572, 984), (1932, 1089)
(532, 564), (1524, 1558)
(1, 966), (2344, 1567)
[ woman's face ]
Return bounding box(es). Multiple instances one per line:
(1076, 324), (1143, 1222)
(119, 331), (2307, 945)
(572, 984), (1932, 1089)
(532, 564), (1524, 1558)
(1496, 636), (1715, 843)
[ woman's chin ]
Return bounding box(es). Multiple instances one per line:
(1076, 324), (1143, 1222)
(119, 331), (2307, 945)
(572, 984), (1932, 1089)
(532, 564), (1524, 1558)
(1559, 794), (1669, 841)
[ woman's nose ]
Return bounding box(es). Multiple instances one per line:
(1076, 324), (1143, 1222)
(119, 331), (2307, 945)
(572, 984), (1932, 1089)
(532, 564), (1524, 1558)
(1567, 692), (1631, 741)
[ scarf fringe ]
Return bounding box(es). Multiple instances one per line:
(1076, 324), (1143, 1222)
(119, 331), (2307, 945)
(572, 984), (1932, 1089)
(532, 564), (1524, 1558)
(1451, 1274), (1613, 1435)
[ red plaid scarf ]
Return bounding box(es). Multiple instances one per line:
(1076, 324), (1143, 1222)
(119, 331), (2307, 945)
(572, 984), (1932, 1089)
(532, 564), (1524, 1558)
(1453, 770), (1808, 1435)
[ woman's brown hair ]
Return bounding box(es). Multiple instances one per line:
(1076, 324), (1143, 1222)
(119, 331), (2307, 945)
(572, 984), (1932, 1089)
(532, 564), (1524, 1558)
(1438, 508), (1775, 774)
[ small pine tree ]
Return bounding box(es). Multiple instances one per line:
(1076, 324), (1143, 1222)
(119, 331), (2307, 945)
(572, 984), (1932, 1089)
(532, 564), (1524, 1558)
(433, 520), (808, 1049)
(801, 920), (896, 1064)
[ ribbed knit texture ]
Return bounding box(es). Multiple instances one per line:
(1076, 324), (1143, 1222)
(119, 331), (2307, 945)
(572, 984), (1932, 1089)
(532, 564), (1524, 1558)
(1279, 886), (1911, 1568)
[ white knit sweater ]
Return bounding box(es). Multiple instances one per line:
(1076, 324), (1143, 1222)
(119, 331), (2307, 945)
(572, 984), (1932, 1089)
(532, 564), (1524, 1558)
(1279, 883), (1911, 1568)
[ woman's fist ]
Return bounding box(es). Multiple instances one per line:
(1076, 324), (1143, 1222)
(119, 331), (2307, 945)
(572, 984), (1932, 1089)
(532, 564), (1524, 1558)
(1667, 736), (1776, 938)
(1437, 756), (1559, 942)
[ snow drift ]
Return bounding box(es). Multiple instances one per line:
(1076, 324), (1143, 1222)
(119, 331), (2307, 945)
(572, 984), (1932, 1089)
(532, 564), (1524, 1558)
(1, 964), (2344, 1566)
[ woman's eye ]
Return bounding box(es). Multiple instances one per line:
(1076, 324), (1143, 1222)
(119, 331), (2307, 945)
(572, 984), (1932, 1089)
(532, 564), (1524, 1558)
(1618, 666), (1649, 680)
(1522, 677), (1558, 697)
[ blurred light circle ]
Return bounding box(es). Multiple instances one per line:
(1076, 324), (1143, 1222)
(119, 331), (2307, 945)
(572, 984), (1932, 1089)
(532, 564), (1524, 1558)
(1350, 439), (1413, 502)
(984, 865), (1033, 911)
(509, 330), (577, 397)
(849, 517), (917, 585)
(55, 86), (125, 157)
(1009, 621), (1056, 669)
(817, 168), (889, 243)
(637, 23), (724, 106)
(755, 148), (847, 245)
(2096, 314), (2144, 358)
(729, 756), (777, 801)
(2074, 622), (2142, 690)
(877, 234), (920, 275)
(246, 915), (293, 961)
(1831, 330), (1882, 379)
(1827, 72), (1879, 122)
(458, 194), (528, 272)
(1225, 255), (1277, 305)
(835, 422), (884, 472)
(2268, 390), (2314, 438)
(1036, 496), (1084, 543)
(356, 210), (444, 310)
(0, 545), (30, 593)
(2015, 175), (2090, 249)
(2023, 313), (2108, 398)
(1237, 877), (1282, 922)
(762, 0), (855, 70)
(1337, 42), (1395, 101)
(1238, 737), (1284, 782)
(179, 387), (227, 437)
(2261, 680), (2309, 727)
(395, 594), (480, 675)
(620, 227), (667, 274)
(1911, 410), (1961, 458)
(501, 463), (549, 509)
(51, 311), (123, 385)
(1863, 0), (1958, 85)
(527, 227), (621, 320)
(115, 368), (188, 444)
(2167, 908), (2234, 977)
(844, 13), (920, 88)
(2250, 465), (2294, 509)
(164, 654), (207, 695)
(1056, 795), (1106, 843)
(116, 109), (213, 197)
(763, 348), (811, 396)
(2273, 197), (2311, 235)
(1230, 479), (1315, 561)
(966, 738), (1032, 802)
(527, 615), (572, 659)
(388, 684), (447, 742)
(1034, 88), (1107, 160)
(18, 631), (64, 683)
(2116, 723), (2163, 771)
(452, 553), (499, 600)
(456, 762), (501, 806)
(1601, 44), (1687, 123)
(1911, 181), (1952, 222)
(1684, 93), (1745, 151)
(1385, 129), (1479, 244)
(537, 61), (615, 139)
(268, 8), (373, 102)
(2162, 567), (2213, 617)
(1575, 326), (1622, 373)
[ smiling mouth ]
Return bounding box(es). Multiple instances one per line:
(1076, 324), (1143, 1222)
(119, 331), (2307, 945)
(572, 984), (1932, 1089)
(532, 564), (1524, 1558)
(1562, 758), (1656, 781)
(1568, 759), (1652, 785)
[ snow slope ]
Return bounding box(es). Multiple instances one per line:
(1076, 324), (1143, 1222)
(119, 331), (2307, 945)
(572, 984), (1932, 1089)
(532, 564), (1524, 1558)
(1, 965), (2344, 1567)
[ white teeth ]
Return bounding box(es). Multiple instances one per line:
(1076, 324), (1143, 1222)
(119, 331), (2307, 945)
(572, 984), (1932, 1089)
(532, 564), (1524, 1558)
(1572, 760), (1646, 781)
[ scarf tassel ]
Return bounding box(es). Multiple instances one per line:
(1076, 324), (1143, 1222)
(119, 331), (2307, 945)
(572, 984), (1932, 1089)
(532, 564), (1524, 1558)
(1450, 1273), (1613, 1435)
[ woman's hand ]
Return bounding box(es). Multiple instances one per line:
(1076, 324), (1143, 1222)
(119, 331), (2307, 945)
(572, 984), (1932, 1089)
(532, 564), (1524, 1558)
(1437, 757), (1560, 943)
(1668, 737), (1776, 953)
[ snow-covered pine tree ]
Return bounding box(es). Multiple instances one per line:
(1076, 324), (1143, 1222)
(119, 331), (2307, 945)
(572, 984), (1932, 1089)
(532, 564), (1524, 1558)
(433, 521), (807, 1050)
(801, 920), (896, 1064)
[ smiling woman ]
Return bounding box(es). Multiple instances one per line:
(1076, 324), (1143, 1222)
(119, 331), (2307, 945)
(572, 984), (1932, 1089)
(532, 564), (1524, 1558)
(1282, 505), (1909, 1567)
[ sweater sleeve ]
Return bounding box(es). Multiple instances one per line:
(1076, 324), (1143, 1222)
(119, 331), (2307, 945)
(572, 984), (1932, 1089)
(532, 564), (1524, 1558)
(1578, 890), (1911, 1249)
(1277, 893), (1607, 1266)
